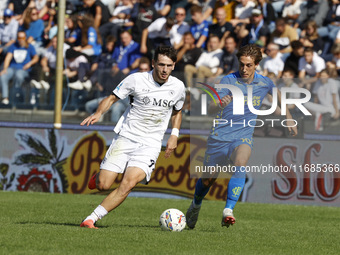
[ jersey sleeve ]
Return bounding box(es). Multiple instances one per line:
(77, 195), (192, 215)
(112, 74), (136, 99)
(217, 75), (233, 98)
(265, 77), (276, 95)
(173, 85), (186, 111)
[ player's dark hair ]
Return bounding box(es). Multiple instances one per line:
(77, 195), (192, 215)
(153, 46), (177, 63)
(236, 44), (262, 65)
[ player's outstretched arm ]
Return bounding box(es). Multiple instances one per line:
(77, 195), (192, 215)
(277, 89), (298, 136)
(165, 109), (182, 158)
(80, 94), (120, 126)
(208, 95), (233, 115)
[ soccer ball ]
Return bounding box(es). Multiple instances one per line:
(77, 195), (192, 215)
(159, 208), (186, 232)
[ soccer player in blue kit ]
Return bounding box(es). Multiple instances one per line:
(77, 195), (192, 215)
(186, 44), (298, 229)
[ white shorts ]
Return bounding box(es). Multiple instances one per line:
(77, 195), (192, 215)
(100, 134), (161, 184)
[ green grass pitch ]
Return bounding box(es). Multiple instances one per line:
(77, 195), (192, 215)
(0, 191), (339, 255)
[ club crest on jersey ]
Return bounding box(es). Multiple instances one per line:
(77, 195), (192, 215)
(116, 82), (123, 91)
(169, 90), (175, 96)
(142, 96), (151, 105)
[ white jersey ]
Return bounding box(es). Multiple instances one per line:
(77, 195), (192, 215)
(113, 71), (186, 147)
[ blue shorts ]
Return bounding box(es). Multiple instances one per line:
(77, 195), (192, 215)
(204, 137), (253, 167)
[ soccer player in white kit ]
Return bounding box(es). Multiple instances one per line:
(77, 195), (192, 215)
(80, 46), (186, 229)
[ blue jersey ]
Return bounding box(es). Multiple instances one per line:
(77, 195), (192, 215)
(87, 27), (102, 56)
(190, 20), (210, 49)
(8, 42), (37, 71)
(210, 71), (275, 141)
(112, 40), (141, 73)
(21, 19), (44, 42)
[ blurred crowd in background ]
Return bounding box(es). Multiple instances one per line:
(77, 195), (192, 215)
(0, 0), (339, 131)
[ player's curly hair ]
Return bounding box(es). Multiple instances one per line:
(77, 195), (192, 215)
(237, 44), (263, 65)
(154, 46), (177, 63)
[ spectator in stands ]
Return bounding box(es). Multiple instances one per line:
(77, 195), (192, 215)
(84, 35), (128, 124)
(31, 35), (58, 90)
(284, 40), (304, 77)
(274, 68), (302, 113)
(74, 13), (102, 57)
(30, 35), (63, 105)
(65, 14), (81, 47)
(109, 0), (133, 26)
(0, 0), (8, 19)
(111, 30), (142, 77)
(140, 16), (175, 55)
(100, 0), (133, 41)
(130, 0), (159, 44)
(208, 7), (233, 48)
(295, 0), (329, 29)
(298, 47), (326, 90)
(64, 48), (91, 92)
(237, 8), (270, 46)
(229, 0), (255, 27)
(270, 18), (298, 53)
(263, 42), (284, 77)
(138, 56), (151, 72)
(324, 0), (340, 41)
(281, 0), (303, 25)
(154, 0), (171, 17)
(189, 0), (216, 22)
(190, 4), (211, 49)
(29, 0), (49, 19)
(83, 0), (111, 28)
(279, 69), (301, 98)
(336, 29), (340, 44)
(0, 31), (39, 105)
(256, 0), (276, 27)
(0, 9), (19, 59)
(173, 31), (203, 81)
(170, 7), (190, 50)
(212, 0), (238, 22)
(304, 69), (340, 130)
(329, 43), (340, 75)
(216, 36), (239, 76)
(8, 0), (30, 21)
(300, 20), (324, 55)
(184, 34), (223, 87)
(87, 35), (116, 91)
(325, 60), (339, 77)
(20, 7), (45, 55)
(84, 56), (151, 124)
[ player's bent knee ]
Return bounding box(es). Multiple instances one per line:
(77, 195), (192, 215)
(97, 181), (112, 191)
(234, 159), (248, 167)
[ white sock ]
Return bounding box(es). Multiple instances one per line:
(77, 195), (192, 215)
(84, 205), (108, 223)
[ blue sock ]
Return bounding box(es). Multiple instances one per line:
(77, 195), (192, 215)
(225, 166), (245, 210)
(193, 178), (210, 206)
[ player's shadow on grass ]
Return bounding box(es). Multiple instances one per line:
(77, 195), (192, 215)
(17, 221), (109, 228)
